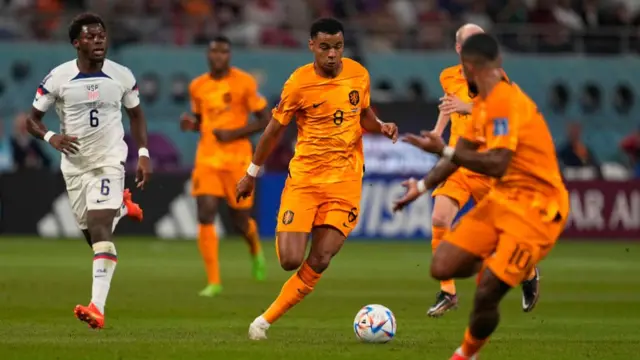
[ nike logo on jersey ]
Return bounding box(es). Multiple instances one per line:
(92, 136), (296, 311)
(313, 101), (326, 108)
(96, 199), (109, 204)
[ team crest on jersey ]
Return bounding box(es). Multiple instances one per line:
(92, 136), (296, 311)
(349, 90), (360, 106)
(223, 92), (232, 103)
(86, 84), (100, 101)
(282, 210), (294, 225)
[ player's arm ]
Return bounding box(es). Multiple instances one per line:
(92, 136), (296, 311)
(28, 74), (79, 153)
(359, 72), (398, 141)
(181, 80), (202, 132)
(449, 145), (513, 178)
(122, 75), (152, 188)
(431, 111), (450, 136)
(251, 117), (287, 167)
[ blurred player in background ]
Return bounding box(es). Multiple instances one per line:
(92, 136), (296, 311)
(236, 18), (398, 340)
(402, 33), (569, 359)
(394, 24), (540, 317)
(180, 36), (269, 297)
(26, 13), (150, 329)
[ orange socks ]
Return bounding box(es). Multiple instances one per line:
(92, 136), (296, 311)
(245, 218), (262, 256)
(263, 261), (321, 324)
(198, 224), (220, 285)
(432, 226), (456, 295)
(461, 328), (488, 357)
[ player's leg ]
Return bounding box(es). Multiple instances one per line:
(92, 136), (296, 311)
(248, 182), (317, 340)
(73, 167), (126, 329)
(429, 174), (471, 317)
(449, 201), (559, 359)
(192, 166), (224, 296)
(223, 169), (265, 281)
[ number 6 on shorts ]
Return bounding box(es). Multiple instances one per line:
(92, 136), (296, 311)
(101, 179), (110, 196)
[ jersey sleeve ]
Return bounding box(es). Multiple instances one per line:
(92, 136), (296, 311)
(272, 76), (302, 126)
(484, 89), (519, 151)
(362, 70), (371, 109)
(121, 68), (140, 109)
(189, 79), (201, 115)
(245, 76), (267, 112)
(32, 71), (58, 112)
(439, 69), (449, 94)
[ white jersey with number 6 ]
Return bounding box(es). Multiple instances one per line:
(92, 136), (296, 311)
(33, 59), (139, 176)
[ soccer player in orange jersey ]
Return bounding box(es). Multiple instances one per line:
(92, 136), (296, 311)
(180, 36), (270, 297)
(402, 33), (569, 359)
(236, 18), (398, 340)
(394, 24), (539, 317)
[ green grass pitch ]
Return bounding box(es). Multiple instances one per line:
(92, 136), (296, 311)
(0, 238), (638, 359)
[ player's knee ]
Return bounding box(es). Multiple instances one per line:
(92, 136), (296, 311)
(474, 282), (502, 311)
(279, 254), (304, 271)
(230, 213), (250, 234)
(431, 210), (454, 228)
(197, 208), (216, 225)
(306, 252), (332, 273)
(430, 255), (454, 281)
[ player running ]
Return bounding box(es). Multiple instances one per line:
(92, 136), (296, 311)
(26, 13), (150, 329)
(402, 33), (569, 359)
(180, 36), (270, 297)
(393, 24), (540, 317)
(236, 18), (398, 340)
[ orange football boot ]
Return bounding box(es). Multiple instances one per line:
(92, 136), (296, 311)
(74, 303), (105, 329)
(123, 188), (143, 221)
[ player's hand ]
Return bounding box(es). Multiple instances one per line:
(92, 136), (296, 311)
(392, 177), (422, 212)
(402, 131), (446, 155)
(136, 156), (152, 190)
(236, 174), (255, 203)
(439, 95), (471, 116)
(179, 113), (197, 131)
(381, 122), (399, 143)
(213, 129), (236, 143)
(49, 134), (80, 155)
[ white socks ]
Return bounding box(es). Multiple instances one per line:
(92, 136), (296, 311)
(91, 241), (117, 314)
(111, 203), (128, 233)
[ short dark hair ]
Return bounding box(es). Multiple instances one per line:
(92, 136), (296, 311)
(310, 18), (344, 38)
(68, 13), (106, 43)
(460, 33), (500, 63)
(210, 35), (231, 45)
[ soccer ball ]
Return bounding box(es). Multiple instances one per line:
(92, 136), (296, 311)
(353, 304), (396, 343)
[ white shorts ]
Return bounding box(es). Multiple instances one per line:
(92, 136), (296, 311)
(63, 165), (125, 230)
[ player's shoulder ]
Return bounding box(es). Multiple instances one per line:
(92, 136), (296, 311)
(44, 60), (78, 83)
(101, 59), (136, 86)
(342, 57), (369, 77)
(439, 64), (462, 84)
(286, 62), (315, 85)
(189, 73), (211, 92)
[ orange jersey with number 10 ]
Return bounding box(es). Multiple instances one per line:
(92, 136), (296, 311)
(465, 81), (569, 217)
(272, 58), (369, 185)
(189, 67), (267, 169)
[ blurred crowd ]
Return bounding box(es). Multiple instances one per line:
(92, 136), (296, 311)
(0, 0), (639, 53)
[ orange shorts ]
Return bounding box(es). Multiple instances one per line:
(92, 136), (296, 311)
(431, 169), (492, 207)
(191, 166), (253, 209)
(276, 179), (362, 237)
(444, 191), (568, 287)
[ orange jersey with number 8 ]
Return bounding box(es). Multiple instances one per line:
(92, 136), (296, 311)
(272, 58), (369, 185)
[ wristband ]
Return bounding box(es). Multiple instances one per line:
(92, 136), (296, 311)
(416, 179), (427, 194)
(442, 146), (455, 161)
(138, 147), (150, 158)
(247, 162), (260, 177)
(43, 131), (56, 143)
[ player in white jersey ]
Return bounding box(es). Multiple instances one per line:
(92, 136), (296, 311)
(26, 13), (152, 329)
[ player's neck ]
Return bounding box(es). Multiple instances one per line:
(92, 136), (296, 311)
(478, 74), (502, 99)
(210, 68), (230, 80)
(314, 61), (343, 79)
(76, 58), (103, 73)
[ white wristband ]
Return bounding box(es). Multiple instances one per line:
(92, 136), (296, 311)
(43, 131), (56, 143)
(247, 162), (260, 177)
(442, 146), (455, 161)
(417, 179), (427, 194)
(138, 147), (150, 158)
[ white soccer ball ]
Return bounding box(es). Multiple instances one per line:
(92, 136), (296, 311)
(353, 304), (397, 343)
